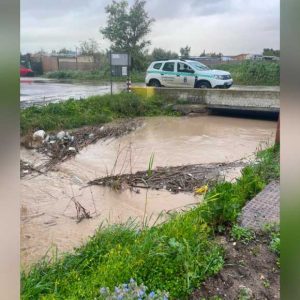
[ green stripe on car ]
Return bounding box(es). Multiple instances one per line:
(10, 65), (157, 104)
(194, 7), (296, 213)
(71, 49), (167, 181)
(147, 70), (213, 78)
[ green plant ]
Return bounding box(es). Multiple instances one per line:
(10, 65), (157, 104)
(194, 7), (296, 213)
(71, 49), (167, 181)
(238, 285), (253, 300)
(263, 222), (280, 257)
(214, 61), (280, 86)
(200, 168), (265, 227)
(230, 225), (255, 244)
(199, 145), (279, 228)
(147, 153), (155, 177)
(262, 279), (270, 288)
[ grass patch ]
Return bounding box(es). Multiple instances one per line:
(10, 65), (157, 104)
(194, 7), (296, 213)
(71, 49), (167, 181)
(44, 70), (145, 83)
(213, 61), (280, 86)
(230, 225), (255, 245)
(21, 212), (224, 299)
(21, 93), (177, 136)
(21, 145), (279, 299)
(200, 145), (279, 228)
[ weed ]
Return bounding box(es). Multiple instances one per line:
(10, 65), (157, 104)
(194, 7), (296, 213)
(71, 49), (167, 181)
(238, 285), (253, 300)
(262, 279), (270, 288)
(263, 222), (280, 257)
(147, 153), (155, 177)
(230, 225), (255, 244)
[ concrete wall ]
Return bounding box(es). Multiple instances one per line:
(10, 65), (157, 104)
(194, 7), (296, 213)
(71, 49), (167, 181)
(154, 88), (280, 112)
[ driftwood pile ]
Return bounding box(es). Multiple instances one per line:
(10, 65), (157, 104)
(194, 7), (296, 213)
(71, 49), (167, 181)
(21, 119), (142, 175)
(89, 161), (245, 193)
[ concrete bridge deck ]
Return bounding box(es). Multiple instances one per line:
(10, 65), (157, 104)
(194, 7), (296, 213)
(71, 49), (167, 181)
(132, 87), (280, 116)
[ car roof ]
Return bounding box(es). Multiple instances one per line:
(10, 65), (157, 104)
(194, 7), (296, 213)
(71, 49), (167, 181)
(151, 59), (198, 64)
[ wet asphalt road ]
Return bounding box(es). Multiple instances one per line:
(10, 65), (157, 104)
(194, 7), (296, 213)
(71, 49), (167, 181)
(20, 77), (280, 108)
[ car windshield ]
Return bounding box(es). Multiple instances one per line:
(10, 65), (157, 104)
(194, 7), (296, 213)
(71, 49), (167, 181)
(188, 61), (210, 71)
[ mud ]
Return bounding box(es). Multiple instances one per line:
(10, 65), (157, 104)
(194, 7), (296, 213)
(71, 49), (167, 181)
(21, 116), (276, 267)
(190, 232), (280, 300)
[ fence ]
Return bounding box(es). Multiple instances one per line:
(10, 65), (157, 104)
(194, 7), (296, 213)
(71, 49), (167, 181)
(28, 55), (100, 74)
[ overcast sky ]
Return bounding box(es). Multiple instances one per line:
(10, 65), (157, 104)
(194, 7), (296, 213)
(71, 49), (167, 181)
(21, 0), (280, 55)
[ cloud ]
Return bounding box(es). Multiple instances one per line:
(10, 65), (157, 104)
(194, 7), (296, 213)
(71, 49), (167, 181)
(21, 0), (280, 55)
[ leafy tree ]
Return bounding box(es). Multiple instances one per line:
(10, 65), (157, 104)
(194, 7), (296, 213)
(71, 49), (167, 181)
(200, 51), (222, 58)
(200, 50), (206, 57)
(58, 48), (73, 55)
(79, 38), (100, 56)
(179, 46), (191, 59)
(34, 48), (47, 56)
(263, 48), (280, 57)
(151, 48), (178, 60)
(100, 0), (154, 70)
(210, 52), (222, 58)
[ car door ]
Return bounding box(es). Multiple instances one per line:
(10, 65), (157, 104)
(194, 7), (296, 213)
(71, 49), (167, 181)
(160, 62), (176, 86)
(175, 62), (196, 87)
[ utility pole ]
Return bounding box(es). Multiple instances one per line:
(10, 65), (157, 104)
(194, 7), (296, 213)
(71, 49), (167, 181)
(75, 46), (78, 70)
(110, 51), (112, 96)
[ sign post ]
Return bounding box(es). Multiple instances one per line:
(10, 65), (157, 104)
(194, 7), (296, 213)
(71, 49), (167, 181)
(109, 52), (131, 95)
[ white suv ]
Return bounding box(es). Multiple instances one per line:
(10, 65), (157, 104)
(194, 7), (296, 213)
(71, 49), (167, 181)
(145, 59), (233, 89)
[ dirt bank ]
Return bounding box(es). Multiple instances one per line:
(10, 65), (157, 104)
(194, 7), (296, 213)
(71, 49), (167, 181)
(190, 232), (280, 300)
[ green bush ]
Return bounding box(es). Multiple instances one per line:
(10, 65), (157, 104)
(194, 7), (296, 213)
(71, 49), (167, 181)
(214, 61), (280, 86)
(200, 145), (279, 228)
(200, 167), (265, 227)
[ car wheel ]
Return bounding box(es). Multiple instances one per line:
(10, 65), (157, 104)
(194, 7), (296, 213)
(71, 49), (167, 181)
(196, 81), (211, 89)
(149, 79), (161, 87)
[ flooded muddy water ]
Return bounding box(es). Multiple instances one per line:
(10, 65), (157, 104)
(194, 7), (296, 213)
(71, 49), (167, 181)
(21, 116), (276, 267)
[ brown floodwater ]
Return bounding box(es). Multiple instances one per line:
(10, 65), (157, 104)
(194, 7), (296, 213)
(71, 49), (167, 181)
(21, 115), (276, 268)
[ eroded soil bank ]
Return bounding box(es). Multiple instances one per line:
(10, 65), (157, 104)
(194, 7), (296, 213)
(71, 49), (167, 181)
(190, 232), (280, 300)
(21, 116), (276, 268)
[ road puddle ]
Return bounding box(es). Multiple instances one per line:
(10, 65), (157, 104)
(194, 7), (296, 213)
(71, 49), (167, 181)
(21, 115), (276, 267)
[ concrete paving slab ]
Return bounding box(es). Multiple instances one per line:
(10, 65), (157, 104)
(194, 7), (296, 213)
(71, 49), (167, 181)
(239, 180), (280, 230)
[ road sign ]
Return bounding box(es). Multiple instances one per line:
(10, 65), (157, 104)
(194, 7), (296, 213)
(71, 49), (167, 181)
(109, 52), (131, 95)
(111, 53), (131, 66)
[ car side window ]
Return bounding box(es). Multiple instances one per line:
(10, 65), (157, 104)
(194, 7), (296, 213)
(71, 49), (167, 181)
(153, 63), (162, 70)
(177, 62), (194, 73)
(162, 62), (175, 72)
